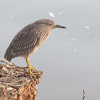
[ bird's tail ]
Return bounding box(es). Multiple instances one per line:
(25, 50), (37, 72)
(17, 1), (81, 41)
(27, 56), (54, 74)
(4, 50), (12, 62)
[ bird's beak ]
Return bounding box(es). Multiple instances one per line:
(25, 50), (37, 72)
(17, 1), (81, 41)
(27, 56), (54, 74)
(53, 25), (66, 29)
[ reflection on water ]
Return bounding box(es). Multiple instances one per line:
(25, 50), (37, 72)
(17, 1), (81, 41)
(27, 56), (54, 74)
(0, 0), (100, 100)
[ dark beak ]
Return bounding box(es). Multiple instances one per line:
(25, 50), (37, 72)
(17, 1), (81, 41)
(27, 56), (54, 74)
(54, 25), (66, 29)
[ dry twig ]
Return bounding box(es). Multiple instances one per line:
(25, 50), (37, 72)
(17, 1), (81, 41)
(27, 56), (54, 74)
(83, 89), (85, 100)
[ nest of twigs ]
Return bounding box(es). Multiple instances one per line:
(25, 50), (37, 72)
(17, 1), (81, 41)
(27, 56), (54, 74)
(0, 59), (43, 100)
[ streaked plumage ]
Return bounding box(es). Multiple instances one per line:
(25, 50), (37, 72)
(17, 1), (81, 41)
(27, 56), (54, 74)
(4, 19), (66, 81)
(4, 19), (54, 61)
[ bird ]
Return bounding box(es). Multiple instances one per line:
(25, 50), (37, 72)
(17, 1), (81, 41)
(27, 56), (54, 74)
(4, 19), (66, 80)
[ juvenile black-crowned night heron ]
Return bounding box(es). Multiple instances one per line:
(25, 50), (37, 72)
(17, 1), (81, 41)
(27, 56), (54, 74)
(4, 19), (66, 80)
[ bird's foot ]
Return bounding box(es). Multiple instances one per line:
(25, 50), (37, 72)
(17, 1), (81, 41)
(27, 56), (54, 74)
(29, 69), (37, 81)
(31, 66), (38, 73)
(28, 66), (41, 81)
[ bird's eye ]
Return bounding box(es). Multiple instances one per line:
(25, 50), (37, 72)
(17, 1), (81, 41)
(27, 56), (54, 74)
(49, 24), (54, 27)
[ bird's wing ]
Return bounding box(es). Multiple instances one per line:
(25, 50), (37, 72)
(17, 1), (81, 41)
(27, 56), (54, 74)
(5, 24), (40, 58)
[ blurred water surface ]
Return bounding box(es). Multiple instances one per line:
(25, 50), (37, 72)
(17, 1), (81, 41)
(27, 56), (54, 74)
(0, 0), (100, 100)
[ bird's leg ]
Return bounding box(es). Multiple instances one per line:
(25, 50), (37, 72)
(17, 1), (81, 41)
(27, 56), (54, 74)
(26, 57), (38, 81)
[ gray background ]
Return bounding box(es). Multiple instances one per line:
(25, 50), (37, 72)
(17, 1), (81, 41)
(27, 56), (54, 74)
(0, 0), (100, 100)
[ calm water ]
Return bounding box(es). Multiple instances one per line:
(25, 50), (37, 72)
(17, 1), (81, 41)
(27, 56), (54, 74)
(0, 0), (100, 100)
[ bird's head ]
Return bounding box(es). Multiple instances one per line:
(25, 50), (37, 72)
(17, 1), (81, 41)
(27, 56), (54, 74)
(34, 19), (66, 29)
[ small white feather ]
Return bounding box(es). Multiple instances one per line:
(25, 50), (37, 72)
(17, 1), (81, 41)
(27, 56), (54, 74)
(48, 12), (55, 18)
